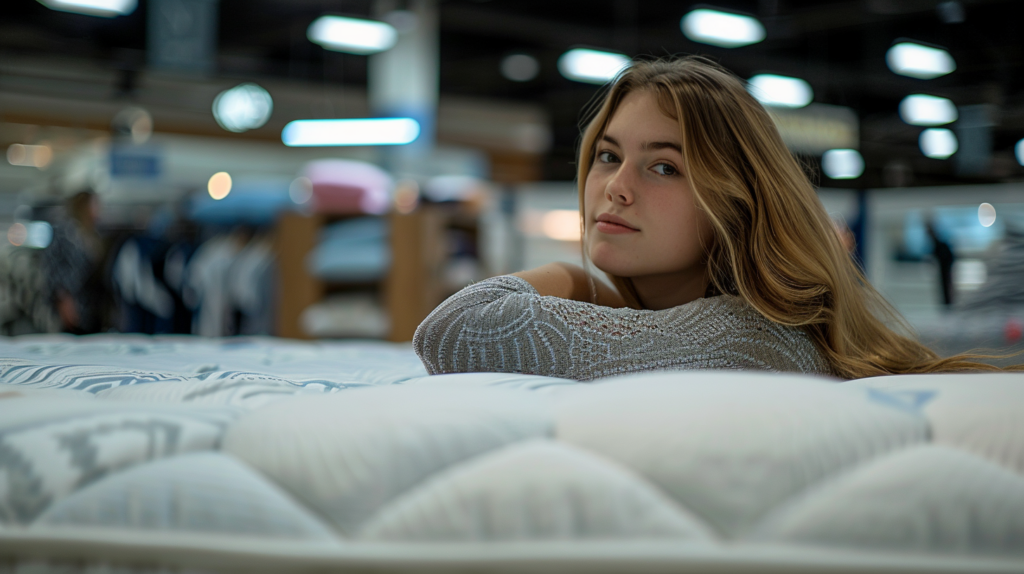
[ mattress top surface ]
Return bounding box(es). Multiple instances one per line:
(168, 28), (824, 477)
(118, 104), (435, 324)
(1, 334), (1022, 573)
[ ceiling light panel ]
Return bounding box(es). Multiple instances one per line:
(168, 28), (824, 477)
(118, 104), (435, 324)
(681, 9), (766, 48)
(919, 128), (958, 158)
(307, 16), (397, 55)
(886, 42), (956, 79)
(282, 118), (421, 147)
(501, 54), (540, 82)
(748, 74), (813, 108)
(39, 0), (136, 17)
(557, 49), (630, 84)
(822, 149), (864, 179)
(213, 83), (274, 133)
(899, 94), (957, 126)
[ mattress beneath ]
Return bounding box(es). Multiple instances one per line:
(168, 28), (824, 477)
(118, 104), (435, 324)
(1, 334), (1022, 573)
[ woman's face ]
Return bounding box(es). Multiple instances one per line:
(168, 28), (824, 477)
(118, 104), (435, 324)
(584, 90), (713, 307)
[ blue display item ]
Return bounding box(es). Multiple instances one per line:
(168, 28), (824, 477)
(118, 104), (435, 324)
(189, 179), (297, 226)
(307, 217), (391, 282)
(110, 146), (162, 179)
(902, 206), (1005, 260)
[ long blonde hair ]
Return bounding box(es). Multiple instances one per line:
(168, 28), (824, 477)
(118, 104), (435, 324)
(578, 56), (1008, 379)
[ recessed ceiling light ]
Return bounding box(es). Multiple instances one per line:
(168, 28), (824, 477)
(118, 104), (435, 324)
(282, 118), (421, 147)
(208, 172), (232, 200)
(38, 0), (136, 17)
(748, 74), (813, 108)
(822, 149), (864, 179)
(899, 94), (957, 126)
(919, 128), (958, 159)
(557, 49), (629, 84)
(307, 16), (397, 55)
(213, 83), (274, 133)
(1015, 139), (1024, 166)
(886, 42), (956, 79)
(501, 54), (540, 82)
(681, 9), (765, 48)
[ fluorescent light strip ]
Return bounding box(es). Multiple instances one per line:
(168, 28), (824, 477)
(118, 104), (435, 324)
(40, 0), (136, 17)
(681, 9), (765, 48)
(886, 42), (956, 79)
(282, 118), (421, 147)
(557, 49), (630, 85)
(307, 16), (397, 55)
(748, 74), (813, 108)
(899, 94), (957, 126)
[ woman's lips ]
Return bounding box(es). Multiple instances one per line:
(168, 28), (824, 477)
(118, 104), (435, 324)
(595, 220), (639, 234)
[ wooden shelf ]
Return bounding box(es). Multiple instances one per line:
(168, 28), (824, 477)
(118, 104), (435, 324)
(273, 206), (470, 342)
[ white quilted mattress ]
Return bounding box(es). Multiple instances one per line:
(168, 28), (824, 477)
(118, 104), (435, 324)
(1, 334), (1022, 573)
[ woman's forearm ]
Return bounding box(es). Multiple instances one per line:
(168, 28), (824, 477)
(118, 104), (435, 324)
(511, 263), (626, 308)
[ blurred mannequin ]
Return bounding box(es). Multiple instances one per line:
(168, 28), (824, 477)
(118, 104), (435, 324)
(43, 191), (107, 333)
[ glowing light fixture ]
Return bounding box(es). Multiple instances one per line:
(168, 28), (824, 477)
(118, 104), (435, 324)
(557, 49), (630, 84)
(1015, 139), (1024, 166)
(501, 54), (540, 82)
(919, 128), (957, 159)
(307, 16), (397, 54)
(542, 210), (582, 242)
(899, 94), (957, 126)
(748, 74), (813, 108)
(886, 42), (956, 79)
(282, 118), (420, 147)
(289, 177), (313, 205)
(213, 83), (273, 133)
(681, 9), (765, 48)
(822, 149), (864, 179)
(978, 203), (996, 227)
(208, 172), (232, 200)
(38, 0), (136, 17)
(7, 144), (52, 169)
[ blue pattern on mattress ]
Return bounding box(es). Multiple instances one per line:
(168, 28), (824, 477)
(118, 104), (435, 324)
(0, 336), (429, 395)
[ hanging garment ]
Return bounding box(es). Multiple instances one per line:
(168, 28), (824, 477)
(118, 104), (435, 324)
(226, 236), (276, 336)
(112, 237), (176, 334)
(185, 234), (243, 337)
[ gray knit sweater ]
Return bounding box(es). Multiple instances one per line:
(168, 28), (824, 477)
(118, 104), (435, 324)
(413, 275), (833, 380)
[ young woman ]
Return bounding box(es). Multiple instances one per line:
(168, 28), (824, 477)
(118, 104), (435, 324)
(414, 56), (1003, 380)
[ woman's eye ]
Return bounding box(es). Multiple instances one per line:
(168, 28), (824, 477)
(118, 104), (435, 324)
(598, 151), (619, 164)
(653, 163), (677, 176)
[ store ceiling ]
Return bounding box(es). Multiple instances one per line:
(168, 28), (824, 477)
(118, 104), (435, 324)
(2, 0), (1023, 185)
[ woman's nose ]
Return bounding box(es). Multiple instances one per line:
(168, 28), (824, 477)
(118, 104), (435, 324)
(606, 166), (635, 205)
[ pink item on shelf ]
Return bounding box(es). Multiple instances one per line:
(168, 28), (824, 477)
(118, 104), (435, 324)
(301, 159), (393, 215)
(1005, 318), (1023, 345)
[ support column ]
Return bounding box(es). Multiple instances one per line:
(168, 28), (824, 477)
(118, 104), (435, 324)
(368, 0), (439, 156)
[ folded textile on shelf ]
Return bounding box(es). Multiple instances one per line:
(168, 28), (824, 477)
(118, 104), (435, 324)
(300, 293), (389, 339)
(307, 217), (391, 282)
(302, 159), (393, 215)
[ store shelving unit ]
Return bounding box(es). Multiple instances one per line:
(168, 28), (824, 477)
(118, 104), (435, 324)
(273, 206), (475, 342)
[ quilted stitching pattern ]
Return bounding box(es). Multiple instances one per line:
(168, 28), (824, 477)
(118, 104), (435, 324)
(0, 335), (1022, 570)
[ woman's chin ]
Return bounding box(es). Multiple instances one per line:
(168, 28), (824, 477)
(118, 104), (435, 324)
(588, 253), (639, 279)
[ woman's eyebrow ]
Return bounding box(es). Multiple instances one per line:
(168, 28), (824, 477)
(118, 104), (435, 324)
(600, 134), (681, 153)
(641, 141), (682, 153)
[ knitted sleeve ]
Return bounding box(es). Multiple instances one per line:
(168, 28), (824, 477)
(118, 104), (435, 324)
(413, 275), (832, 381)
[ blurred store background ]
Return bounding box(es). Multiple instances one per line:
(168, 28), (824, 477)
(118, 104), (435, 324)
(1, 0), (1023, 357)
